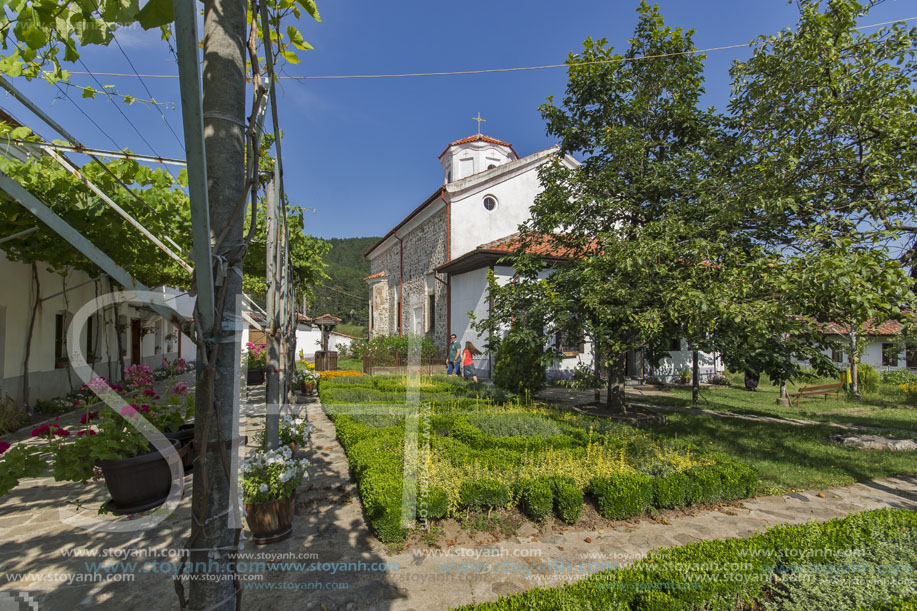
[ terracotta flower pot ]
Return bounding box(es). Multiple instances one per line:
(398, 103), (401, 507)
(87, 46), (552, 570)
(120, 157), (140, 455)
(247, 368), (265, 385)
(245, 495), (295, 544)
(98, 439), (183, 515)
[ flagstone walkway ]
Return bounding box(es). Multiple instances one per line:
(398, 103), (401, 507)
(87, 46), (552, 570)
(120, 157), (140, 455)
(0, 383), (915, 610)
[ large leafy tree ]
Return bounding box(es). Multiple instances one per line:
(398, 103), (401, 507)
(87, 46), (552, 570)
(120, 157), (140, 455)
(728, 0), (917, 267)
(497, 2), (724, 410)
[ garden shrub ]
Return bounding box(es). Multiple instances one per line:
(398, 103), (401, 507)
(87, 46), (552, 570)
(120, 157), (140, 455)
(591, 472), (653, 519)
(857, 362), (880, 395)
(452, 509), (917, 611)
(653, 471), (690, 508)
(518, 478), (553, 521)
(418, 487), (449, 520)
(467, 412), (564, 438)
(460, 478), (511, 510)
(880, 369), (917, 385)
(685, 464), (724, 504)
(321, 376), (758, 542)
(549, 475), (583, 524)
(492, 332), (548, 396)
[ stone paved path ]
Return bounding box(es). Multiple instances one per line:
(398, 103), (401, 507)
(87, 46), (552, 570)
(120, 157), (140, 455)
(1, 386), (915, 611)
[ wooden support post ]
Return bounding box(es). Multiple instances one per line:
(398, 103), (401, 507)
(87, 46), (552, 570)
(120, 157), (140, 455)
(265, 171), (281, 450)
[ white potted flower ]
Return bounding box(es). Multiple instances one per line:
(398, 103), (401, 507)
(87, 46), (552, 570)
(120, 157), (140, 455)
(241, 445), (310, 544)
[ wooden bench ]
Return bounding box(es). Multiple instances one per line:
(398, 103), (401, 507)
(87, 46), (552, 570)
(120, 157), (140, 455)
(787, 382), (844, 408)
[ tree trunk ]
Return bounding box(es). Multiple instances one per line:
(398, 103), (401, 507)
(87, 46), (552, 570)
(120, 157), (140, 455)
(188, 0), (247, 609)
(593, 337), (601, 403)
(849, 330), (859, 398)
(691, 349), (699, 403)
(21, 263), (39, 407)
(605, 350), (626, 413)
(265, 172), (280, 450)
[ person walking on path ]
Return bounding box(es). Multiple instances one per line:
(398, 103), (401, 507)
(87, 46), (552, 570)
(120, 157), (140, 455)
(462, 341), (482, 382)
(447, 334), (462, 376)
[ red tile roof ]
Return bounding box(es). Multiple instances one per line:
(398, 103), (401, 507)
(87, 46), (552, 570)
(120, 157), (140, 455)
(363, 271), (388, 281)
(438, 134), (519, 160)
(822, 320), (903, 336)
(478, 232), (597, 258)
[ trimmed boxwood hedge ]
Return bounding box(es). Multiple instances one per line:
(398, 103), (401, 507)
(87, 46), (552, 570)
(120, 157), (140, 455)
(453, 509), (917, 610)
(549, 475), (583, 524)
(460, 478), (511, 510)
(591, 472), (654, 519)
(518, 478), (553, 521)
(321, 377), (760, 542)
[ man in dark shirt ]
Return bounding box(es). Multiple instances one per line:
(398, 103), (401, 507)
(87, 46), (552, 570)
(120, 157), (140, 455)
(447, 334), (462, 376)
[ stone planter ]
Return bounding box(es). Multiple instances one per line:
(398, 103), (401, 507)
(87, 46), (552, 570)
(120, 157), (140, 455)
(247, 368), (265, 386)
(98, 439), (183, 515)
(245, 495), (295, 544)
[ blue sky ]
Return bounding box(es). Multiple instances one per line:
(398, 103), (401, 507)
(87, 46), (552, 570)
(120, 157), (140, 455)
(3, 0), (915, 239)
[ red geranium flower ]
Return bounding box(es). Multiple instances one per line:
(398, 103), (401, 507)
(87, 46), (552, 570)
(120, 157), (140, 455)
(77, 430), (97, 436)
(80, 411), (99, 424)
(0, 440), (10, 454)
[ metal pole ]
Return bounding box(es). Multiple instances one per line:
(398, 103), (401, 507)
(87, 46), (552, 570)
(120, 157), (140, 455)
(172, 0), (215, 332)
(0, 225), (38, 244)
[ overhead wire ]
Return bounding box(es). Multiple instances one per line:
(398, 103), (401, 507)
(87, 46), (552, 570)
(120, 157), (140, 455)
(51, 82), (120, 149)
(112, 33), (185, 152)
(61, 15), (917, 81)
(77, 57), (162, 158)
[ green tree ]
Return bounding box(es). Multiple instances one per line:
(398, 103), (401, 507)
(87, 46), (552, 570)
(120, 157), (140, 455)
(728, 0), (917, 268)
(498, 2), (723, 411)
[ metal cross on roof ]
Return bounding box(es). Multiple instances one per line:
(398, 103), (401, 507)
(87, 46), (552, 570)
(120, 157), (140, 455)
(473, 112), (486, 135)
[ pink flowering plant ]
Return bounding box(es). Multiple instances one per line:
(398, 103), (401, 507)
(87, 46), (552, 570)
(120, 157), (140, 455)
(244, 342), (267, 370)
(0, 375), (195, 490)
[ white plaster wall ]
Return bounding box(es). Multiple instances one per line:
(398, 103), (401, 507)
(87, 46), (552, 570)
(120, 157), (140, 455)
(293, 327), (355, 359)
(646, 342), (722, 382)
(863, 338), (908, 372)
(449, 267), (496, 377)
(449, 162), (544, 260)
(0, 253), (199, 403)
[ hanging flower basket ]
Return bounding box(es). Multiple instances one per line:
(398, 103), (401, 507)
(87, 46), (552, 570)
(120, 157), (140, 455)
(244, 495), (296, 544)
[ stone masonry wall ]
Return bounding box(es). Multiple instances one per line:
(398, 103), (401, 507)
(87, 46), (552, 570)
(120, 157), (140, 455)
(367, 208), (449, 353)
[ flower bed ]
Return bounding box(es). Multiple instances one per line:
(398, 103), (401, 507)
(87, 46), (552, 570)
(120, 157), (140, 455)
(453, 508), (917, 610)
(320, 375), (758, 543)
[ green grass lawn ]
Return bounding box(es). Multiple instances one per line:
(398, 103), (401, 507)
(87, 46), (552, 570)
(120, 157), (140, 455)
(336, 357), (363, 371)
(642, 411), (917, 495)
(642, 372), (917, 435)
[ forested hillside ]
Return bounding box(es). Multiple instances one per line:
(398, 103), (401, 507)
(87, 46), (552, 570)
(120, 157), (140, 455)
(309, 237), (380, 336)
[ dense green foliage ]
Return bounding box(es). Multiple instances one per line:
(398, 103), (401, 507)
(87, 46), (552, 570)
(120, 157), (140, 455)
(320, 375), (758, 542)
(308, 237), (379, 328)
(349, 334), (438, 364)
(492, 329), (550, 396)
(857, 362), (880, 395)
(455, 509), (917, 610)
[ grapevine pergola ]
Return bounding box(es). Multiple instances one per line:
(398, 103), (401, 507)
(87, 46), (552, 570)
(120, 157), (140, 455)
(0, 1), (317, 608)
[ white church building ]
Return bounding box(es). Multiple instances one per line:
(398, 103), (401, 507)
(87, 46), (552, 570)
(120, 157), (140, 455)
(364, 132), (720, 380)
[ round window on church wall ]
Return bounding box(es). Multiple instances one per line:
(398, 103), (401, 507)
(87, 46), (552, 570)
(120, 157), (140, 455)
(483, 196), (497, 211)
